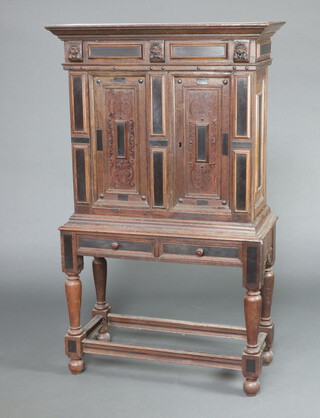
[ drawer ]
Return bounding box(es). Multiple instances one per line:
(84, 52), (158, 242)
(77, 235), (154, 258)
(160, 240), (241, 265)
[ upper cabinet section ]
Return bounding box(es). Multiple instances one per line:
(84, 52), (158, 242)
(46, 22), (285, 68)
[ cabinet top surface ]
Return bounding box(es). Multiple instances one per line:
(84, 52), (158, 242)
(45, 21), (285, 39)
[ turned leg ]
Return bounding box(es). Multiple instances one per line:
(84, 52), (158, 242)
(260, 264), (275, 365)
(65, 274), (85, 374)
(243, 289), (262, 396)
(92, 257), (111, 341)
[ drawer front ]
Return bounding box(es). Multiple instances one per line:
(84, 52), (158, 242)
(77, 236), (154, 258)
(160, 240), (241, 265)
(163, 243), (238, 258)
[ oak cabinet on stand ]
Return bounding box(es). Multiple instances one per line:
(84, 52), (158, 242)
(46, 22), (284, 396)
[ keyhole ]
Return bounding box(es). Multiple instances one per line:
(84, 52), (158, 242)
(179, 142), (182, 148)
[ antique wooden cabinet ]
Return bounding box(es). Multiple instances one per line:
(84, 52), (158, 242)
(46, 22), (284, 396)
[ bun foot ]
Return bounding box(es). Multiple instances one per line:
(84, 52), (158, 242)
(68, 359), (85, 374)
(243, 378), (260, 397)
(262, 348), (273, 365)
(96, 331), (111, 341)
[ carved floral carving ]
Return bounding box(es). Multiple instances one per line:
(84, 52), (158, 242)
(186, 90), (218, 195)
(233, 41), (249, 63)
(68, 43), (83, 62)
(149, 42), (165, 62)
(107, 112), (135, 190)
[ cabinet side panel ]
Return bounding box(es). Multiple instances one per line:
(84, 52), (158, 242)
(254, 68), (268, 217)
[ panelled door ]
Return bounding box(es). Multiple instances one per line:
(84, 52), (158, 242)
(91, 74), (149, 209)
(172, 75), (230, 214)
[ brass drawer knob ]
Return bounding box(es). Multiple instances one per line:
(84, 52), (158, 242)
(111, 242), (119, 250)
(195, 248), (204, 257)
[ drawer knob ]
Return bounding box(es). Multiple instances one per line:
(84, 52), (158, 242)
(195, 248), (204, 257)
(111, 242), (119, 250)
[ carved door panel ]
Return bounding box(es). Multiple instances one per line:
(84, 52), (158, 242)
(92, 75), (149, 209)
(173, 76), (230, 213)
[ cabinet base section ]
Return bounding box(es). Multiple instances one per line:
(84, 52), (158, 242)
(65, 313), (269, 395)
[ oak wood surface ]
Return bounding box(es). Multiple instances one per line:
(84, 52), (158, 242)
(47, 22), (284, 396)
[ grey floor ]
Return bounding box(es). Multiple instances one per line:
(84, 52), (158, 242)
(0, 257), (319, 418)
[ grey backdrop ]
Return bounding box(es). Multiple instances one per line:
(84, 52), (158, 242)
(1, 0), (319, 417)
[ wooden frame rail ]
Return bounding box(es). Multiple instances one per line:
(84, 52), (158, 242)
(82, 339), (243, 370)
(108, 313), (247, 339)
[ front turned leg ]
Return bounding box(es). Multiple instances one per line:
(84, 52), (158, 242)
(92, 257), (111, 341)
(260, 264), (275, 365)
(243, 289), (262, 396)
(65, 274), (85, 374)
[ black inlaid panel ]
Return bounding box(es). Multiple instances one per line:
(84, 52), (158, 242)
(247, 246), (258, 284)
(153, 152), (164, 207)
(246, 359), (256, 373)
(90, 45), (142, 58)
(114, 77), (125, 84)
(260, 43), (271, 55)
(152, 77), (163, 135)
(75, 148), (87, 202)
(257, 94), (263, 188)
(196, 125), (208, 162)
(149, 139), (168, 147)
(197, 200), (208, 206)
(71, 137), (89, 144)
(118, 194), (128, 201)
(163, 244), (238, 258)
(236, 77), (248, 136)
(236, 153), (247, 211)
(116, 122), (125, 158)
(79, 237), (151, 253)
(96, 130), (102, 151)
(68, 340), (77, 353)
(72, 76), (84, 132)
(222, 133), (229, 156)
(232, 141), (252, 149)
(64, 235), (73, 270)
(172, 45), (225, 58)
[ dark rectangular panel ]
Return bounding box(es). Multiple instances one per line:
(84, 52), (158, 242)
(247, 246), (258, 284)
(118, 194), (128, 201)
(232, 141), (252, 149)
(246, 359), (256, 373)
(96, 130), (102, 151)
(149, 139), (168, 147)
(236, 153), (247, 211)
(153, 152), (164, 207)
(196, 125), (208, 162)
(260, 43), (271, 55)
(75, 148), (87, 202)
(64, 235), (73, 270)
(236, 77), (248, 136)
(71, 137), (89, 144)
(90, 45), (142, 58)
(172, 45), (226, 58)
(257, 94), (263, 188)
(79, 238), (151, 252)
(222, 133), (228, 156)
(68, 340), (77, 353)
(114, 77), (125, 84)
(116, 122), (125, 158)
(163, 244), (238, 258)
(197, 200), (208, 206)
(72, 76), (84, 132)
(152, 77), (163, 135)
